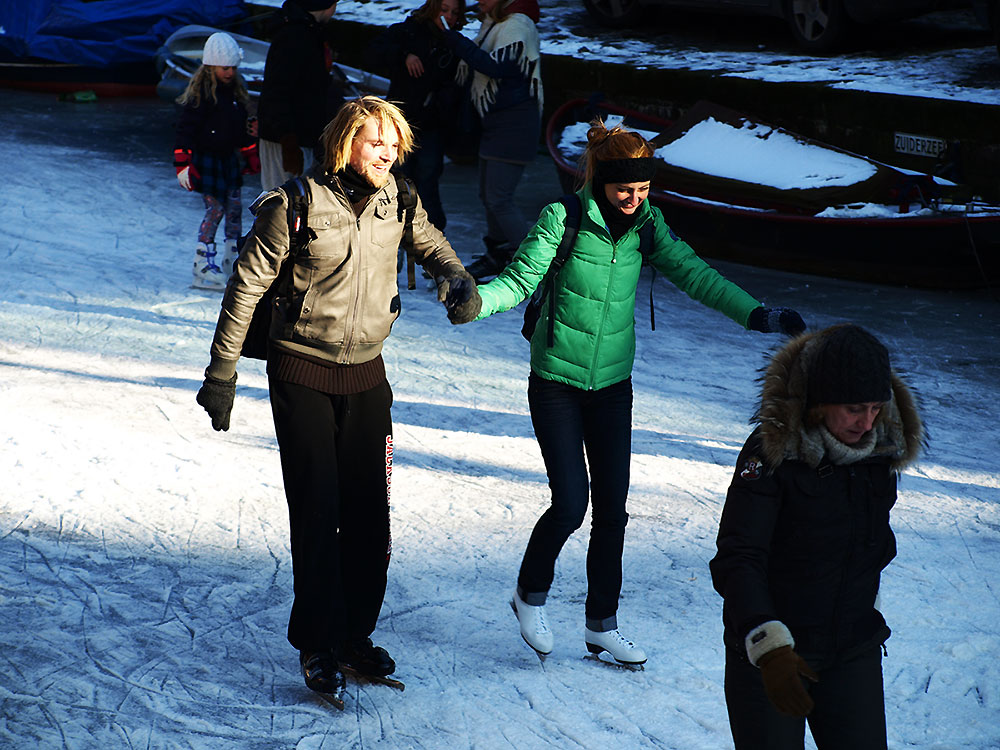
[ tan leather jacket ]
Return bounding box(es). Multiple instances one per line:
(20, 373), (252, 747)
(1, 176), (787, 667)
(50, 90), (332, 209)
(208, 170), (463, 379)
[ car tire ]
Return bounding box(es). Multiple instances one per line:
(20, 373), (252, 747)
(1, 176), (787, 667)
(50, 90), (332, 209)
(992, 0), (1000, 58)
(784, 0), (851, 53)
(582, 0), (646, 28)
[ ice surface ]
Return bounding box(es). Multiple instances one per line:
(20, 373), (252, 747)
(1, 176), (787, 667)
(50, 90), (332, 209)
(1, 37), (999, 750)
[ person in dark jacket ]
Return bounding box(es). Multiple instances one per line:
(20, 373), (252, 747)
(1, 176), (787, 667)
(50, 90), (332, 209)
(448, 119), (805, 665)
(195, 97), (481, 700)
(174, 32), (259, 289)
(256, 0), (341, 191)
(710, 323), (924, 749)
(442, 0), (543, 280)
(368, 0), (467, 230)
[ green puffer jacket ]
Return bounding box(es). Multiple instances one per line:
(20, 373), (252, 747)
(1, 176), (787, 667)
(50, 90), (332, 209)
(475, 184), (762, 391)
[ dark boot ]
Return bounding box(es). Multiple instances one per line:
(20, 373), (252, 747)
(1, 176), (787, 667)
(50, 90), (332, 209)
(299, 650), (346, 694)
(337, 637), (396, 677)
(467, 236), (514, 282)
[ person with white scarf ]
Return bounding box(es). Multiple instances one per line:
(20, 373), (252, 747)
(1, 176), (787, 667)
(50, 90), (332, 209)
(442, 0), (543, 281)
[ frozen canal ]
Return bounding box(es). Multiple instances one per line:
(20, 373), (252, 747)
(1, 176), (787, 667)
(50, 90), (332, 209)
(0, 84), (998, 749)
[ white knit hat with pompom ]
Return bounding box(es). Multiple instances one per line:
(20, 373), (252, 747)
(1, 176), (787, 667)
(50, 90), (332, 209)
(202, 32), (242, 67)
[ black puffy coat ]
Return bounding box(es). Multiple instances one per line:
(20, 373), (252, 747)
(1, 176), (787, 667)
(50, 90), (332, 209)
(257, 2), (339, 147)
(368, 16), (462, 132)
(174, 83), (254, 157)
(709, 328), (924, 666)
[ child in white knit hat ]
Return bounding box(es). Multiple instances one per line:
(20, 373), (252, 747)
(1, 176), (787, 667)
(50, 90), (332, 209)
(173, 32), (260, 290)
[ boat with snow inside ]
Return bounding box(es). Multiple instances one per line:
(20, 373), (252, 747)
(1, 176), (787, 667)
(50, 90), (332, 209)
(546, 97), (1000, 289)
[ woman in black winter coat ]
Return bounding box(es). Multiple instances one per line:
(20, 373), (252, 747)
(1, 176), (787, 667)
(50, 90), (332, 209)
(369, 0), (467, 230)
(710, 324), (924, 750)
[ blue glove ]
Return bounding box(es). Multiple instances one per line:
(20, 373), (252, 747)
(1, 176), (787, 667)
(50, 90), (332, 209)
(747, 307), (806, 336)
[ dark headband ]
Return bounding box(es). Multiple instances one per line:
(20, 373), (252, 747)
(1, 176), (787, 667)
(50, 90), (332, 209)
(594, 157), (657, 185)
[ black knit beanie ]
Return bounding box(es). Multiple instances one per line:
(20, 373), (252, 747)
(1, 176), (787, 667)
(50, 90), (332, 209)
(807, 324), (892, 405)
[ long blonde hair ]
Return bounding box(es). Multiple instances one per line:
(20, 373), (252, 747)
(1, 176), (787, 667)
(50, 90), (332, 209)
(321, 96), (415, 172)
(176, 65), (250, 108)
(412, 0), (468, 30)
(580, 118), (654, 186)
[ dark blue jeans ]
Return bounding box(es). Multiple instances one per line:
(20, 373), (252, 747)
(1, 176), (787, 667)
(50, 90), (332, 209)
(518, 372), (633, 630)
(403, 129), (446, 231)
(478, 156), (529, 250)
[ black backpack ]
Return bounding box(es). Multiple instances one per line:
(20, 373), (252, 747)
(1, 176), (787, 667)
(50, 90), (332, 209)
(238, 172), (417, 360)
(521, 193), (656, 346)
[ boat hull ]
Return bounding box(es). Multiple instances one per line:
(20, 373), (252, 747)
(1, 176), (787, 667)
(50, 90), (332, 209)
(546, 98), (1000, 290)
(0, 59), (157, 97)
(154, 24), (389, 103)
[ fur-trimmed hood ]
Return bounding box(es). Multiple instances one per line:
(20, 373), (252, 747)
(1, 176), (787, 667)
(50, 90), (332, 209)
(753, 327), (924, 472)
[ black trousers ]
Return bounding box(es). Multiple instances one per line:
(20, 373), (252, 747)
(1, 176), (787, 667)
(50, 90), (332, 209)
(518, 373), (632, 629)
(724, 645), (887, 750)
(269, 377), (393, 653)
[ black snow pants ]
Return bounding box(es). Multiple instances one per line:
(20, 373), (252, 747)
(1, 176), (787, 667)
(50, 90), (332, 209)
(724, 643), (887, 750)
(269, 377), (393, 654)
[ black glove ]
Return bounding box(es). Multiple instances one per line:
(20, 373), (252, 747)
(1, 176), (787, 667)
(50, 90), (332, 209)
(757, 645), (819, 716)
(196, 373), (237, 432)
(439, 268), (482, 325)
(747, 307), (806, 336)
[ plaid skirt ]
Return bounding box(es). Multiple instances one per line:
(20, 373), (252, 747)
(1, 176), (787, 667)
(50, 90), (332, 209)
(193, 151), (242, 201)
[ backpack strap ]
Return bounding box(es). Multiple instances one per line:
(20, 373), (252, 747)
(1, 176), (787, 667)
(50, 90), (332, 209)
(637, 217), (655, 332)
(393, 171), (419, 289)
(285, 176), (311, 254)
(273, 176), (311, 297)
(542, 193), (583, 347)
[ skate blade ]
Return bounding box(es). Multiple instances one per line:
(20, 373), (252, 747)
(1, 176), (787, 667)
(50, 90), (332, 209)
(511, 599), (551, 662)
(520, 634), (550, 662)
(317, 690), (346, 710)
(584, 653), (645, 672)
(342, 665), (405, 691)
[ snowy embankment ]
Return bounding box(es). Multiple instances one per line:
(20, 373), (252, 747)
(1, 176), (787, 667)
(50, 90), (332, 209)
(0, 91), (998, 749)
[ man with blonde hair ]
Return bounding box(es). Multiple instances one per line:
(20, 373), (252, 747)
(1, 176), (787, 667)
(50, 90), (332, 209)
(196, 96), (480, 702)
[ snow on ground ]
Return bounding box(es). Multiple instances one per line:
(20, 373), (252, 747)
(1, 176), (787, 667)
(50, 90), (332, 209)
(1, 81), (999, 750)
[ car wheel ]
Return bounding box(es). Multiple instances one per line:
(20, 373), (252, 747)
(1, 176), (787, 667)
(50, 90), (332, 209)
(582, 0), (646, 28)
(785, 0), (850, 53)
(993, 0), (1000, 58)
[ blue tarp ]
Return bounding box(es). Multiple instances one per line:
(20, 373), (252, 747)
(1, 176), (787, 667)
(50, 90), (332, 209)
(0, 0), (247, 67)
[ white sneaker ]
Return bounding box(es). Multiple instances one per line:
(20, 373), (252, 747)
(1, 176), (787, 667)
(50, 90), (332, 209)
(192, 242), (225, 290)
(220, 237), (240, 278)
(511, 591), (553, 656)
(585, 628), (647, 665)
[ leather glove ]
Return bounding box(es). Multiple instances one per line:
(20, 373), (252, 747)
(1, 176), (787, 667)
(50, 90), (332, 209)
(196, 373), (237, 432)
(757, 645), (819, 716)
(279, 134), (303, 175)
(747, 306), (806, 336)
(438, 268), (482, 324)
(173, 149), (200, 191)
(241, 143), (261, 175)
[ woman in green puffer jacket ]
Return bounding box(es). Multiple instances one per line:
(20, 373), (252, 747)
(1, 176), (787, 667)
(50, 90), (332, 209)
(449, 119), (806, 665)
